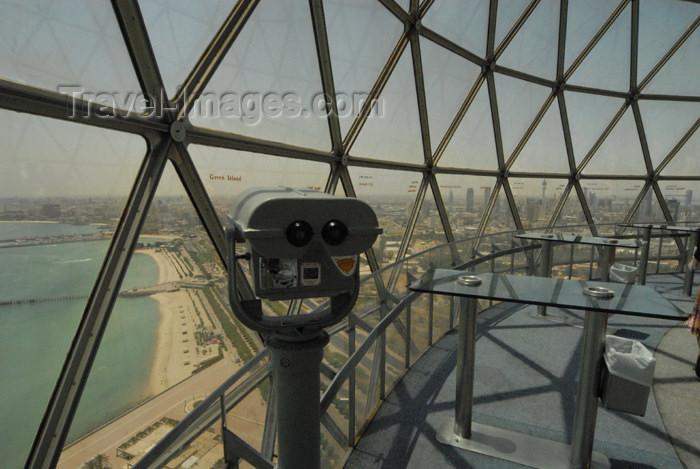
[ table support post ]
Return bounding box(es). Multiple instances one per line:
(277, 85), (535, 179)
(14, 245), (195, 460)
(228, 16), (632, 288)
(638, 226), (651, 285)
(683, 230), (698, 296)
(570, 310), (608, 469)
(454, 296), (477, 439)
(599, 245), (614, 282)
(537, 240), (553, 316)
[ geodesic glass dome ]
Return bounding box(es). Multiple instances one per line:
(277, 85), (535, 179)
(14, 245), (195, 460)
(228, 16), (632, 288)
(0, 1), (698, 468)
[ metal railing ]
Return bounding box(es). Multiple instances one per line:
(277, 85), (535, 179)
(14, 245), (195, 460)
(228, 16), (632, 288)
(131, 222), (695, 468)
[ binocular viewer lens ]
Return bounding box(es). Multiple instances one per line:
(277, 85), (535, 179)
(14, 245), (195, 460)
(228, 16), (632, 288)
(322, 220), (348, 246)
(285, 220), (348, 247)
(285, 220), (314, 247)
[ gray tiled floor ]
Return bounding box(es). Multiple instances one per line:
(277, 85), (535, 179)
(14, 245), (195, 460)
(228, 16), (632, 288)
(346, 274), (700, 469)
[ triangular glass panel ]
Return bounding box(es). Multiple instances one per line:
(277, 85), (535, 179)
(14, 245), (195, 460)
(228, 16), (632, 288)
(638, 100), (699, 170)
(324, 0), (404, 139)
(188, 0), (331, 151)
(563, 91), (625, 166)
(0, 110), (146, 468)
(658, 182), (695, 224)
(510, 177), (567, 229)
(63, 162), (260, 465)
(568, 3), (631, 92)
(349, 48), (424, 164)
(643, 24), (700, 96)
(483, 183), (518, 235)
(659, 181), (700, 224)
(407, 184), (447, 259)
(497, 1), (559, 80)
(420, 37), (482, 153)
(564, 0), (620, 72)
(495, 0), (531, 53)
(659, 130), (700, 177)
(549, 197), (596, 281)
(141, 1), (236, 97)
(627, 185), (666, 224)
(438, 83), (498, 170)
(553, 186), (590, 228)
(0, 1), (140, 99)
(581, 180), (645, 225)
(422, 0), (489, 56)
(348, 167), (422, 267)
(0, 110), (146, 199)
(437, 174), (498, 240)
(395, 0), (411, 12)
(494, 73), (553, 160)
(581, 109), (647, 176)
(187, 144), (331, 225)
(471, 183), (519, 260)
(509, 102), (570, 174)
(638, 0), (700, 83)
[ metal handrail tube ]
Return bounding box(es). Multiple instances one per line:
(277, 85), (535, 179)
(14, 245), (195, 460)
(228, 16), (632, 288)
(320, 291), (421, 414)
(134, 350), (269, 468)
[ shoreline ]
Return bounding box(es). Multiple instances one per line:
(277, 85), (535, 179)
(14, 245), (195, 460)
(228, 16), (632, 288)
(136, 248), (192, 395)
(136, 247), (230, 397)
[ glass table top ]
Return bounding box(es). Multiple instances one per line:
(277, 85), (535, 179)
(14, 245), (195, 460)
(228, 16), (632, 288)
(514, 232), (642, 248)
(618, 223), (699, 233)
(410, 270), (687, 321)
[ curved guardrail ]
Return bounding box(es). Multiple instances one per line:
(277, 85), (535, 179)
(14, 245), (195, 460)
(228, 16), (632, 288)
(132, 222), (695, 468)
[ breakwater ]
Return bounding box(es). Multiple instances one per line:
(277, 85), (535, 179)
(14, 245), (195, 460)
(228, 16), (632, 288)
(0, 232), (111, 249)
(0, 294), (89, 306)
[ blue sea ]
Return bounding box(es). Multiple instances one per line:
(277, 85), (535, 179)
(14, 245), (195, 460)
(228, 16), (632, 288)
(0, 222), (161, 468)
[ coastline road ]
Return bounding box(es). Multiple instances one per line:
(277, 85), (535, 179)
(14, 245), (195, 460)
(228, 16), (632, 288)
(57, 358), (244, 469)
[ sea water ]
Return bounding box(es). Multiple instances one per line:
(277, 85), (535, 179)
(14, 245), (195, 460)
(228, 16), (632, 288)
(0, 222), (160, 468)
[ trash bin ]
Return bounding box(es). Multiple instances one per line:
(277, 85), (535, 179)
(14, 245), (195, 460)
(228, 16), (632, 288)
(600, 335), (656, 416)
(609, 263), (638, 284)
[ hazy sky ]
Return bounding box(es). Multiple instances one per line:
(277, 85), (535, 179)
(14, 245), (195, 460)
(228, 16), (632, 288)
(0, 0), (697, 201)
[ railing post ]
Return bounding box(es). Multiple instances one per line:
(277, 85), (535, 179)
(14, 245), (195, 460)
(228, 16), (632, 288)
(638, 225), (651, 285)
(657, 231), (664, 273)
(428, 293), (434, 346)
(379, 301), (387, 401)
(221, 395), (239, 469)
(405, 301), (412, 369)
(568, 243), (574, 279)
(684, 229), (698, 296)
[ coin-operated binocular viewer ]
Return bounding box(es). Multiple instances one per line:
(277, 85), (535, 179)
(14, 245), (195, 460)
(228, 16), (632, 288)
(226, 187), (381, 469)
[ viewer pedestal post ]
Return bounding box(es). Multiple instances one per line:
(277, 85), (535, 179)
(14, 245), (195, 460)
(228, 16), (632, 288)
(267, 332), (329, 469)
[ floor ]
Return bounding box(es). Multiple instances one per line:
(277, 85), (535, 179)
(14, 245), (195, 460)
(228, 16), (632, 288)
(345, 273), (700, 469)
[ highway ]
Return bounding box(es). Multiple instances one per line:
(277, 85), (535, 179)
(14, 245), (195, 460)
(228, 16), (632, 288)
(57, 358), (244, 469)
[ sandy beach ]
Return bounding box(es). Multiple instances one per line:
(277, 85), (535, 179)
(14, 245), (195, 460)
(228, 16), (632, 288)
(136, 247), (230, 396)
(59, 245), (267, 468)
